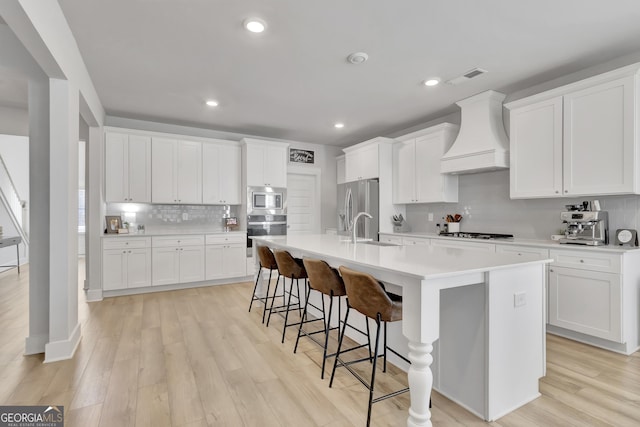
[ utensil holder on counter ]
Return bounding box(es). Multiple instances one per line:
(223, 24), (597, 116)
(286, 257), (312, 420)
(447, 222), (460, 233)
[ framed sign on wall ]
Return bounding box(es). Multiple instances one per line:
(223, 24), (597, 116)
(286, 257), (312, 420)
(289, 148), (315, 164)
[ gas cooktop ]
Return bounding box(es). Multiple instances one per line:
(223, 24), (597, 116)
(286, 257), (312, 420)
(438, 232), (514, 240)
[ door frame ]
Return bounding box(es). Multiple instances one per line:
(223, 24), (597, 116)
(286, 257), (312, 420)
(287, 165), (322, 234)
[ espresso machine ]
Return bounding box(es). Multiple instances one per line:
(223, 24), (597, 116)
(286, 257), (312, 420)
(559, 201), (609, 246)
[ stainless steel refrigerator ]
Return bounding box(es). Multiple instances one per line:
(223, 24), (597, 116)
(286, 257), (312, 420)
(337, 179), (379, 241)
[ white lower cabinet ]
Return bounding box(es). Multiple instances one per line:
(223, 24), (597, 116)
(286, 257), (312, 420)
(152, 235), (205, 286)
(379, 234), (403, 245)
(548, 266), (621, 342)
(102, 237), (152, 291)
(430, 239), (495, 252)
(402, 237), (430, 246)
(205, 234), (246, 279)
(495, 244), (549, 259)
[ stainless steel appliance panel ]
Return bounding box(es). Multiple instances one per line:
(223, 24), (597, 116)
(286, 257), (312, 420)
(337, 179), (379, 241)
(247, 186), (287, 215)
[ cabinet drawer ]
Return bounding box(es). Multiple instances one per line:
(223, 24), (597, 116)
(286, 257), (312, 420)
(103, 237), (151, 250)
(431, 239), (495, 252)
(549, 249), (620, 273)
(496, 244), (549, 260)
(379, 234), (403, 245)
(402, 237), (430, 246)
(206, 233), (246, 245)
(152, 235), (205, 248)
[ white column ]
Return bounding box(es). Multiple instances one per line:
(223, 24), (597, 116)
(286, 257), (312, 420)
(24, 77), (50, 355)
(44, 78), (81, 362)
(85, 125), (104, 301)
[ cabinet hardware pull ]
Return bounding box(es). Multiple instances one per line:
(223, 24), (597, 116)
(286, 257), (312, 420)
(580, 259), (584, 263)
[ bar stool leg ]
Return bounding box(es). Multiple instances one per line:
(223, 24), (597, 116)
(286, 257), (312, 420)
(367, 314), (383, 427)
(321, 293), (333, 379)
(266, 273), (282, 328)
(261, 270), (278, 324)
(281, 276), (296, 343)
(293, 284), (312, 353)
(248, 264), (263, 313)
(329, 304), (351, 388)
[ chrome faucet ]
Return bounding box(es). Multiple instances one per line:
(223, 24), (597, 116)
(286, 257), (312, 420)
(351, 212), (373, 243)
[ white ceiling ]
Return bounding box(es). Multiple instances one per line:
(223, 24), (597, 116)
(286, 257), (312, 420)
(23, 1), (640, 145)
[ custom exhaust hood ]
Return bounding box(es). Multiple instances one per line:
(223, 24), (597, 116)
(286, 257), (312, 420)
(441, 90), (510, 174)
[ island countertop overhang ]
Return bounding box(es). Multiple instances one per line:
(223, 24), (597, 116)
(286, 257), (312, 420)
(251, 234), (552, 281)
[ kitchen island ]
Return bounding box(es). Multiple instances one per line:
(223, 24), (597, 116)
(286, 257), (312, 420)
(252, 234), (552, 427)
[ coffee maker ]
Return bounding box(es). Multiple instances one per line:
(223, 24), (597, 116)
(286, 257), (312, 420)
(559, 201), (609, 246)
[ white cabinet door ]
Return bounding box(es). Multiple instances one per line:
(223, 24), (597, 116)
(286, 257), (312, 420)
(126, 248), (152, 288)
(563, 76), (635, 196)
(245, 142), (288, 187)
(265, 145), (287, 187)
(105, 132), (151, 203)
(393, 140), (416, 203)
(415, 133), (458, 203)
(205, 245), (224, 280)
(222, 243), (246, 277)
(219, 145), (241, 204)
(151, 137), (177, 203)
(152, 247), (180, 286)
(179, 245), (205, 283)
(495, 244), (550, 259)
(203, 143), (241, 205)
(105, 132), (127, 202)
(509, 97), (563, 198)
(176, 140), (202, 204)
(379, 234), (403, 245)
(346, 144), (379, 182)
(336, 155), (346, 185)
(431, 239), (495, 252)
(127, 135), (152, 202)
(548, 266), (622, 342)
(103, 248), (127, 290)
(402, 237), (430, 246)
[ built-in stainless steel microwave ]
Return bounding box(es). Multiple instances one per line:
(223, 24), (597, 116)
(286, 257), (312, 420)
(248, 187), (286, 214)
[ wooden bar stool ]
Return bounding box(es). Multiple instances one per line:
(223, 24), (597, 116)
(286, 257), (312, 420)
(295, 258), (371, 379)
(268, 250), (307, 343)
(248, 246), (282, 323)
(330, 266), (410, 427)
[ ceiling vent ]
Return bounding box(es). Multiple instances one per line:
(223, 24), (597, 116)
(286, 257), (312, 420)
(445, 68), (488, 85)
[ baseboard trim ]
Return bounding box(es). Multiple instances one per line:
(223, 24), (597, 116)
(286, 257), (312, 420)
(85, 288), (103, 302)
(24, 334), (48, 355)
(44, 323), (81, 363)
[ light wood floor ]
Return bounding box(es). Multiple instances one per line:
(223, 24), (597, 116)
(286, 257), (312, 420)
(1, 265), (640, 426)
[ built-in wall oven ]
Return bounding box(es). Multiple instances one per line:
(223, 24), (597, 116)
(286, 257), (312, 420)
(246, 186), (287, 256)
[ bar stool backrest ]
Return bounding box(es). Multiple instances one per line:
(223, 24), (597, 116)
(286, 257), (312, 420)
(257, 246), (278, 270)
(274, 250), (308, 279)
(302, 258), (347, 297)
(338, 266), (402, 322)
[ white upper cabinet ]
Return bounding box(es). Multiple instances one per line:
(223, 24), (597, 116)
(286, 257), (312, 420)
(105, 132), (151, 202)
(393, 124), (459, 203)
(344, 142), (379, 182)
(242, 139), (289, 187)
(506, 64), (640, 198)
(152, 137), (202, 204)
(203, 142), (241, 205)
(336, 155), (346, 185)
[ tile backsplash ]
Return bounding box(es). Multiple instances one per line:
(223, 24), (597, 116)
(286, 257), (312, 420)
(404, 170), (640, 240)
(105, 203), (238, 230)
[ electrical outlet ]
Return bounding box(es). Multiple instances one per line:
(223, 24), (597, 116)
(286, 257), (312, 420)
(182, 212), (189, 220)
(514, 292), (526, 307)
(428, 213), (434, 221)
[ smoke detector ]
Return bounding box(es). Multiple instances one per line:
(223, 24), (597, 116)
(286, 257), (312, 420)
(347, 52), (369, 64)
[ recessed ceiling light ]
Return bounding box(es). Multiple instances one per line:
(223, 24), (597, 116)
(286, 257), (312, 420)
(206, 100), (219, 107)
(424, 78), (440, 87)
(244, 18), (266, 33)
(334, 123), (345, 129)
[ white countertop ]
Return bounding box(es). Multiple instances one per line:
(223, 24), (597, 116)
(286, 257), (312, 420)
(252, 234), (551, 280)
(102, 227), (246, 238)
(381, 231), (640, 253)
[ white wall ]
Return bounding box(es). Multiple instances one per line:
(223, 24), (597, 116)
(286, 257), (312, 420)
(0, 134), (29, 200)
(0, 105), (28, 136)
